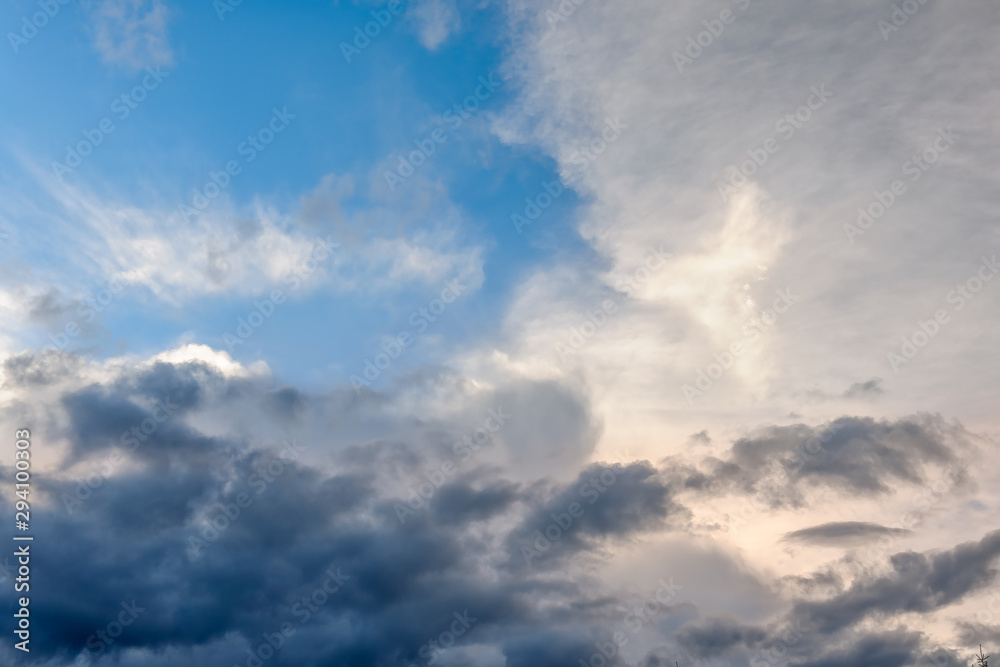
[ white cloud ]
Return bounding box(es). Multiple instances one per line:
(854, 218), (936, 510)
(420, 1), (1000, 650)
(84, 0), (173, 70)
(9, 167), (484, 309)
(486, 0), (1000, 442)
(143, 343), (269, 379)
(411, 0), (461, 50)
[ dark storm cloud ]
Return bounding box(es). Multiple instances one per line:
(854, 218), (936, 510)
(262, 386), (307, 422)
(637, 655), (684, 667)
(57, 469), (215, 535)
(124, 360), (213, 411)
(784, 522), (912, 545)
(60, 387), (158, 453)
(658, 535), (1000, 665)
(428, 477), (522, 526)
(3, 360), (657, 667)
(787, 630), (936, 667)
(674, 615), (767, 658)
(792, 530), (1000, 635)
(955, 620), (1000, 648)
(28, 452), (516, 665)
(502, 631), (626, 667)
(7, 356), (993, 666)
(696, 415), (966, 503)
(59, 383), (220, 470)
(505, 461), (685, 569)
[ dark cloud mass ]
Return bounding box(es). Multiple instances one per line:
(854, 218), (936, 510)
(784, 522), (912, 545)
(674, 616), (767, 658)
(0, 358), (992, 666)
(793, 530), (1000, 635)
(789, 630), (928, 667)
(698, 415), (969, 504)
(0, 361), (675, 666)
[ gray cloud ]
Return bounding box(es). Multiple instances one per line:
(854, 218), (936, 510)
(26, 287), (74, 327)
(2, 349), (84, 388)
(844, 378), (885, 399)
(2, 354), (993, 666)
(697, 415), (968, 504)
(504, 461), (685, 570)
(0, 358), (663, 666)
(793, 530), (1000, 635)
(955, 621), (1000, 649)
(788, 630), (929, 667)
(784, 522), (912, 546)
(674, 615), (767, 659)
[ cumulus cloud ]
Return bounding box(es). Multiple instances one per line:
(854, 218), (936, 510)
(0, 351), (664, 665)
(0, 348), (995, 665)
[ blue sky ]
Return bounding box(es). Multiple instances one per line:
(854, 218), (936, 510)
(1, 0), (593, 390)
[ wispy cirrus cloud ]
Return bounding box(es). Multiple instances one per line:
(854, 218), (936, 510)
(83, 0), (174, 71)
